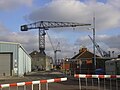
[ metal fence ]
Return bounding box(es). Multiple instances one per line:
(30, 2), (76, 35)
(0, 77), (67, 90)
(74, 74), (120, 90)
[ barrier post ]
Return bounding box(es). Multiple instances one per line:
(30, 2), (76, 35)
(78, 78), (81, 90)
(46, 83), (48, 90)
(92, 78), (94, 89)
(92, 78), (94, 88)
(24, 85), (26, 90)
(103, 78), (106, 90)
(116, 79), (118, 90)
(85, 78), (87, 88)
(74, 74), (120, 90)
(110, 78), (112, 90)
(17, 86), (18, 90)
(97, 78), (100, 90)
(39, 83), (41, 90)
(32, 84), (33, 90)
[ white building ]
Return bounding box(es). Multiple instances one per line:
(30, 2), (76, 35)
(0, 42), (31, 76)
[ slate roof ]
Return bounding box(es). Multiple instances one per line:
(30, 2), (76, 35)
(29, 50), (46, 58)
(71, 48), (99, 59)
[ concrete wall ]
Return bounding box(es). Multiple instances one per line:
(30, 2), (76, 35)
(31, 52), (53, 71)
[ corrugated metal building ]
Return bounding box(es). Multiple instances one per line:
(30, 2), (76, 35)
(0, 42), (31, 76)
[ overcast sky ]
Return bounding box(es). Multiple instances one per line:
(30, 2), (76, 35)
(0, 0), (120, 59)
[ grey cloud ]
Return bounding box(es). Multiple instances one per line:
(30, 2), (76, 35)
(27, 0), (120, 31)
(45, 35), (76, 58)
(1, 0), (120, 58)
(0, 0), (33, 10)
(0, 24), (38, 53)
(102, 35), (120, 49)
(28, 0), (91, 22)
(0, 23), (75, 58)
(75, 36), (92, 46)
(108, 0), (120, 9)
(75, 34), (120, 55)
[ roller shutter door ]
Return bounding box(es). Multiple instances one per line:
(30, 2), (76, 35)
(0, 53), (12, 76)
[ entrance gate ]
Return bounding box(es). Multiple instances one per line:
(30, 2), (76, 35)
(0, 77), (67, 90)
(74, 74), (120, 90)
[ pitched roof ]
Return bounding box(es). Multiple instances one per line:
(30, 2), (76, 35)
(71, 48), (99, 59)
(29, 50), (51, 58)
(29, 50), (45, 58)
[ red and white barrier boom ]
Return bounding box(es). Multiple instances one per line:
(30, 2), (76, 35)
(0, 77), (67, 90)
(74, 74), (120, 79)
(74, 74), (120, 90)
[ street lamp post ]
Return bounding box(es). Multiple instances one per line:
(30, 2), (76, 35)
(93, 27), (96, 70)
(88, 27), (96, 70)
(88, 16), (96, 70)
(93, 16), (96, 70)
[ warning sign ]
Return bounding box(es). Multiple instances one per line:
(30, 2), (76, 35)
(86, 60), (92, 64)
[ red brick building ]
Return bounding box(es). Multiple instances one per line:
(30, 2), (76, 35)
(61, 47), (110, 74)
(70, 47), (98, 74)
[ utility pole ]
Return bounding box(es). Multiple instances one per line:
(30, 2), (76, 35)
(88, 16), (96, 70)
(93, 16), (96, 70)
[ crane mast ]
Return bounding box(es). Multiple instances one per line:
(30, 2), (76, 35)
(46, 31), (61, 65)
(21, 21), (91, 55)
(54, 42), (61, 65)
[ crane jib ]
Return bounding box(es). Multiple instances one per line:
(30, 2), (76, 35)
(21, 21), (91, 31)
(20, 21), (91, 55)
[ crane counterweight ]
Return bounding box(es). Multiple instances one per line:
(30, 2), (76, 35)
(21, 25), (28, 31)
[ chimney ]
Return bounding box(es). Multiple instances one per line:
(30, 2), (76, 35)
(112, 51), (114, 58)
(79, 48), (87, 53)
(108, 51), (111, 57)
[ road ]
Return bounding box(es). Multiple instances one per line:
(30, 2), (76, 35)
(0, 71), (120, 90)
(24, 71), (81, 90)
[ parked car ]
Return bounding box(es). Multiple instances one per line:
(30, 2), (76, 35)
(95, 68), (105, 75)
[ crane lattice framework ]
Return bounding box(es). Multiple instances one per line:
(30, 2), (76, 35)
(21, 21), (91, 55)
(88, 35), (110, 57)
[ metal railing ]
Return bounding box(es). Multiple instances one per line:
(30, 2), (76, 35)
(74, 74), (120, 90)
(0, 77), (67, 90)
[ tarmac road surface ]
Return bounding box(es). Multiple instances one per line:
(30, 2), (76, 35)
(0, 71), (80, 90)
(0, 71), (120, 90)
